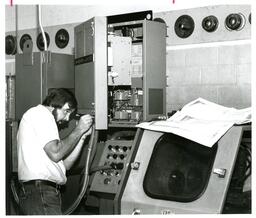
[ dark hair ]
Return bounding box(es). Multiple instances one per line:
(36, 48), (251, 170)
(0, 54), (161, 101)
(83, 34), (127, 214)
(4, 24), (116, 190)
(42, 88), (77, 110)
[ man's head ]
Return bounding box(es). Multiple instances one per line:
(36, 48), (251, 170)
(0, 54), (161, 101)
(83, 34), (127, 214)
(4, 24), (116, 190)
(42, 88), (77, 124)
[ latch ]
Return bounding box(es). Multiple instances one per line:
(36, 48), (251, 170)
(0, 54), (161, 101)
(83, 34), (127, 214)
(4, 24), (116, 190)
(91, 21), (94, 36)
(132, 208), (141, 215)
(213, 168), (226, 178)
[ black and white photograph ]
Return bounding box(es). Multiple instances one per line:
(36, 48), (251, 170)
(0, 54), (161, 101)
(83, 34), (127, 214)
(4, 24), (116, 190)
(2, 0), (254, 215)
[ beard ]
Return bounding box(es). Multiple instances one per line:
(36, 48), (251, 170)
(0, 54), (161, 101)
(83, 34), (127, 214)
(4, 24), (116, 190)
(52, 108), (58, 123)
(52, 108), (69, 130)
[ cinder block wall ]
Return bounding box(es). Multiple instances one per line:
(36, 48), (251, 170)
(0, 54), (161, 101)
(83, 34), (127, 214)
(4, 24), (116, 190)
(167, 44), (251, 111)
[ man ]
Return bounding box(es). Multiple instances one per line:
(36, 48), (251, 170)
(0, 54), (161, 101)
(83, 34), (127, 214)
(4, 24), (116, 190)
(17, 88), (93, 215)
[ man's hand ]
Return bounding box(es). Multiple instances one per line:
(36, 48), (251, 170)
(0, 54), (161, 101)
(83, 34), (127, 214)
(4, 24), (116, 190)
(77, 114), (93, 133)
(84, 127), (92, 136)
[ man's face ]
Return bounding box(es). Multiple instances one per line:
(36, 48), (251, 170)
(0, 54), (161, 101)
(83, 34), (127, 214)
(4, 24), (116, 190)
(52, 102), (75, 125)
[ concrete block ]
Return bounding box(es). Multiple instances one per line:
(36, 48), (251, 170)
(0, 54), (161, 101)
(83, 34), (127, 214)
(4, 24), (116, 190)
(5, 5), (15, 20)
(236, 44), (251, 64)
(185, 47), (218, 66)
(201, 65), (236, 84)
(166, 87), (182, 105)
(18, 5), (37, 17)
(167, 66), (201, 86)
(218, 44), (251, 65)
(236, 64), (251, 85)
(218, 85), (251, 108)
(218, 46), (236, 65)
(18, 15), (37, 31)
(5, 20), (15, 33)
(167, 50), (186, 67)
(166, 85), (218, 107)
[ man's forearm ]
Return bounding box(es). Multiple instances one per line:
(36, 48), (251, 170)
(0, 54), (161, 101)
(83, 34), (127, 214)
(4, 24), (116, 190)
(63, 134), (88, 170)
(58, 125), (86, 159)
(44, 126), (85, 163)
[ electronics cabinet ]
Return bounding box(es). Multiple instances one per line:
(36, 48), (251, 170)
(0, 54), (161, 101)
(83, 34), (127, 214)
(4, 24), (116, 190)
(74, 11), (166, 130)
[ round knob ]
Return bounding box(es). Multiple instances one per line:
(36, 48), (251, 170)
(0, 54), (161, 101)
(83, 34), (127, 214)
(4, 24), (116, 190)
(20, 34), (32, 51)
(5, 35), (17, 55)
(36, 32), (50, 51)
(174, 15), (195, 38)
(103, 178), (111, 185)
(202, 15), (218, 32)
(55, 28), (69, 49)
(225, 13), (245, 31)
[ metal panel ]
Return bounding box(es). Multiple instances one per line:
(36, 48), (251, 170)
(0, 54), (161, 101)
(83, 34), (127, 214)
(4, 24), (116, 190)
(108, 35), (132, 86)
(74, 20), (94, 59)
(75, 63), (95, 114)
(143, 20), (166, 121)
(94, 17), (108, 130)
(15, 52), (42, 119)
(121, 126), (245, 214)
(15, 52), (75, 120)
(46, 53), (74, 89)
(74, 17), (107, 129)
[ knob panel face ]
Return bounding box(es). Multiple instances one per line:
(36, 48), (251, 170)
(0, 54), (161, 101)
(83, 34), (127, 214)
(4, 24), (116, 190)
(174, 15), (195, 38)
(20, 34), (32, 51)
(225, 13), (245, 31)
(36, 32), (50, 51)
(202, 15), (219, 32)
(6, 35), (17, 55)
(55, 28), (69, 49)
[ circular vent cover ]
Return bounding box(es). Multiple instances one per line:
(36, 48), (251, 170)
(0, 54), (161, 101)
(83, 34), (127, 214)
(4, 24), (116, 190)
(20, 34), (32, 51)
(6, 35), (17, 55)
(153, 17), (166, 24)
(225, 13), (245, 31)
(202, 15), (219, 32)
(36, 32), (50, 51)
(174, 15), (195, 38)
(55, 28), (69, 49)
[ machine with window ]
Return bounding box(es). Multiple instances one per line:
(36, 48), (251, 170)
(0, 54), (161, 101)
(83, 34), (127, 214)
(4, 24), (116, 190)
(119, 125), (251, 214)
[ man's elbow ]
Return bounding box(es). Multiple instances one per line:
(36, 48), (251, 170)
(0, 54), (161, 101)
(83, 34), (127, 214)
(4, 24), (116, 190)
(44, 149), (62, 163)
(50, 153), (62, 163)
(44, 140), (63, 163)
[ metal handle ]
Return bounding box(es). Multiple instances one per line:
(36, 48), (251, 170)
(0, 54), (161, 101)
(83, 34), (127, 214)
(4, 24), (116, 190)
(213, 168), (226, 178)
(132, 208), (141, 215)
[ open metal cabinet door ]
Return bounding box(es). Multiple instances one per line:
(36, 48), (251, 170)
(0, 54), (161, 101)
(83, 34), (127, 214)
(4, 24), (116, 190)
(74, 16), (108, 130)
(142, 20), (166, 121)
(120, 126), (248, 214)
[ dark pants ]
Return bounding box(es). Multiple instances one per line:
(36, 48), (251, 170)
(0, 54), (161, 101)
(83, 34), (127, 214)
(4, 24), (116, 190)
(19, 181), (62, 215)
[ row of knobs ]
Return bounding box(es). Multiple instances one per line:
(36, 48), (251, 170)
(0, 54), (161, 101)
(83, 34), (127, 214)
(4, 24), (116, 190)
(108, 144), (131, 153)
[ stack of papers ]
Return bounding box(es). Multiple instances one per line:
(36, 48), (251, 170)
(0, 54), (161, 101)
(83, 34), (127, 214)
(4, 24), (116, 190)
(137, 98), (251, 147)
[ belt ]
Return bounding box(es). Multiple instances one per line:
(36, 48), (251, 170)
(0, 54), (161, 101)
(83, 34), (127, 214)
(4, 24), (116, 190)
(21, 180), (61, 190)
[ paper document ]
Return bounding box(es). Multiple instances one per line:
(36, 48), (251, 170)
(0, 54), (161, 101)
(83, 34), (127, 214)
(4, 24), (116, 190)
(137, 98), (251, 147)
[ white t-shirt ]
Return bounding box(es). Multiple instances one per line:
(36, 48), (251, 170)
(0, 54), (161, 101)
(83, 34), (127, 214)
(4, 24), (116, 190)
(17, 104), (67, 185)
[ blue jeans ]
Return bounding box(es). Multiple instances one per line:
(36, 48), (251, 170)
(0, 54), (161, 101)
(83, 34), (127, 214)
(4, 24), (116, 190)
(19, 181), (62, 215)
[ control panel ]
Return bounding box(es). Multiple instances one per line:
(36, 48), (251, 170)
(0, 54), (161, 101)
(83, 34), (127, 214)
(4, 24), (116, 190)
(90, 140), (134, 194)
